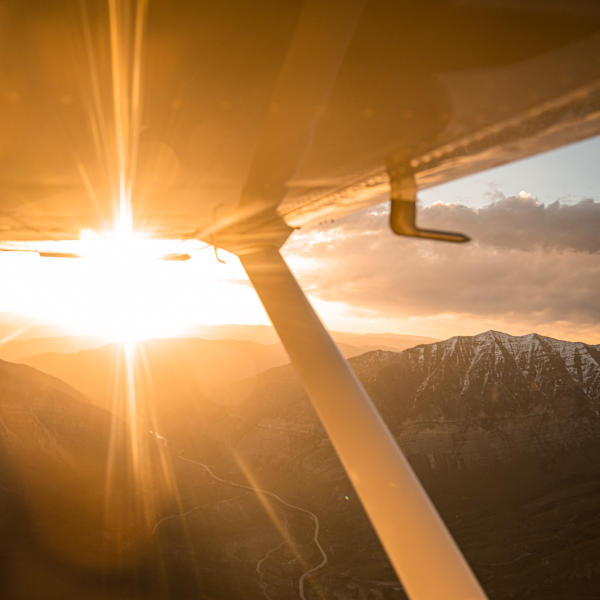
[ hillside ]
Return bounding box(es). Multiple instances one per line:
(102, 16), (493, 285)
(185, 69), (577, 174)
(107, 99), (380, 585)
(3, 330), (600, 598)
(166, 330), (600, 599)
(18, 336), (397, 438)
(0, 325), (437, 364)
(0, 359), (171, 598)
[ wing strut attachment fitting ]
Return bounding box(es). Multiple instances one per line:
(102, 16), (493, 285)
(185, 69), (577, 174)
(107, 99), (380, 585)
(388, 164), (469, 243)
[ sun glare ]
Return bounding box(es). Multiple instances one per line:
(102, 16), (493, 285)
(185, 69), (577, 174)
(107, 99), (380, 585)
(0, 222), (270, 344)
(76, 226), (164, 344)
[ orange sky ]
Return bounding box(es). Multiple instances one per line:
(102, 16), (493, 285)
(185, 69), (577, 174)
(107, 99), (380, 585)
(0, 208), (598, 345)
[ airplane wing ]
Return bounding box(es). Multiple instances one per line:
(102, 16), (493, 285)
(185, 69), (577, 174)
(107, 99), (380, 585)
(0, 0), (598, 242)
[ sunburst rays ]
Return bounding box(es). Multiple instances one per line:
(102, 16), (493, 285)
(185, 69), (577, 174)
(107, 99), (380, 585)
(107, 0), (147, 235)
(80, 1), (184, 576)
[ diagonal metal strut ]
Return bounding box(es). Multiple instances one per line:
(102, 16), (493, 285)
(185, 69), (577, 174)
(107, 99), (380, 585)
(240, 247), (487, 600)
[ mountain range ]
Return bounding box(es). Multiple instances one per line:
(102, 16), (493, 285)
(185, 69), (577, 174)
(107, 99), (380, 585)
(0, 325), (436, 363)
(0, 330), (598, 598)
(14, 334), (437, 442)
(170, 330), (600, 599)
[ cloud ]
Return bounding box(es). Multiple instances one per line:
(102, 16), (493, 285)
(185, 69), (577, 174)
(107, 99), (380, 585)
(419, 195), (600, 253)
(283, 197), (600, 330)
(302, 194), (600, 253)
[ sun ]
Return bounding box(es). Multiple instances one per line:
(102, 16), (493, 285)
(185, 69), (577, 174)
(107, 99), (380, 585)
(68, 224), (210, 343)
(76, 228), (163, 343)
(0, 221), (269, 344)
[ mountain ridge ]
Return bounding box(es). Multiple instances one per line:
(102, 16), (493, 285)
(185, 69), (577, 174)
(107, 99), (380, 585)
(1, 329), (600, 598)
(0, 324), (439, 362)
(199, 329), (600, 598)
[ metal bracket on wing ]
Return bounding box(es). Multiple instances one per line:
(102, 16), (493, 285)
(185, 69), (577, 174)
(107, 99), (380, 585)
(388, 167), (470, 243)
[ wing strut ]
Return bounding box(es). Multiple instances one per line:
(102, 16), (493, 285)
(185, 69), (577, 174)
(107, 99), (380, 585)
(239, 246), (487, 600)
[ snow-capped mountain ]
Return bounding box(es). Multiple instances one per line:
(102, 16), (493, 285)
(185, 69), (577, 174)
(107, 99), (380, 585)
(353, 330), (600, 420)
(432, 330), (598, 396)
(197, 331), (600, 599)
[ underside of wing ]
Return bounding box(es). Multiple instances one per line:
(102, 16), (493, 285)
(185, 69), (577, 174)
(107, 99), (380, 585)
(0, 0), (598, 242)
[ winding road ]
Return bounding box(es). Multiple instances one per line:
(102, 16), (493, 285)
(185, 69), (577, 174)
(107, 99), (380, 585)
(177, 454), (328, 600)
(256, 541), (284, 600)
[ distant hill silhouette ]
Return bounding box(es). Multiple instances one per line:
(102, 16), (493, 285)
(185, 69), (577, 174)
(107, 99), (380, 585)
(18, 335), (425, 433)
(0, 334), (108, 362)
(186, 323), (438, 351)
(21, 337), (288, 406)
(2, 325), (437, 363)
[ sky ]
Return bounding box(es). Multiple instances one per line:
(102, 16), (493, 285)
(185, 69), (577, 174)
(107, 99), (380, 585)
(0, 136), (599, 344)
(283, 136), (600, 343)
(419, 135), (600, 208)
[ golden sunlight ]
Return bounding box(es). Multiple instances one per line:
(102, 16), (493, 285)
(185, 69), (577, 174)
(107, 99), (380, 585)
(0, 226), (270, 343)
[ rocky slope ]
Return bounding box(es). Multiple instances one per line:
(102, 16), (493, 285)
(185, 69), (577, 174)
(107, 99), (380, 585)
(0, 359), (173, 599)
(168, 331), (600, 599)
